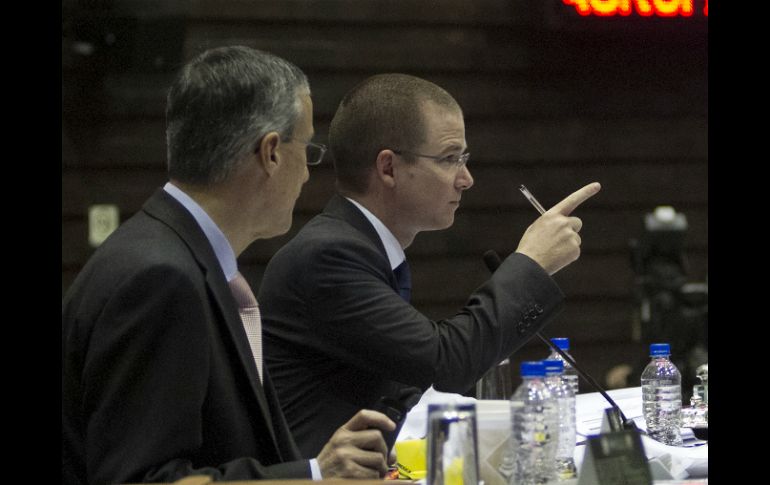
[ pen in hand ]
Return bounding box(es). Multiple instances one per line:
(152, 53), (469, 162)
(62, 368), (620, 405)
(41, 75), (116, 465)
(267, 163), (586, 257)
(518, 185), (547, 215)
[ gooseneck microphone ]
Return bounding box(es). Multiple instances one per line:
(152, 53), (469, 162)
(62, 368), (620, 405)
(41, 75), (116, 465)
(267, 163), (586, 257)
(483, 249), (635, 429)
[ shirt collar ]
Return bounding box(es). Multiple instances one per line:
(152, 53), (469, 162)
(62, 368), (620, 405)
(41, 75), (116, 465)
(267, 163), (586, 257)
(163, 182), (238, 281)
(344, 197), (405, 270)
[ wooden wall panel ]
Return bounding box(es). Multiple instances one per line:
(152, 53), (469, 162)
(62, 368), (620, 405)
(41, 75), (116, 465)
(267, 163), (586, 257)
(182, 23), (531, 72)
(62, 0), (708, 387)
(98, 70), (707, 122)
(186, 0), (524, 25)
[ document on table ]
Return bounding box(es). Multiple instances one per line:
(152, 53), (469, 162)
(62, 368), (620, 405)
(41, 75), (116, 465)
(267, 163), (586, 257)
(575, 387), (707, 479)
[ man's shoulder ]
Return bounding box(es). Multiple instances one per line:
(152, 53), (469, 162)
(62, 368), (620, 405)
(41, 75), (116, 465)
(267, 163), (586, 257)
(96, 211), (196, 267)
(280, 212), (380, 259)
(65, 210), (205, 305)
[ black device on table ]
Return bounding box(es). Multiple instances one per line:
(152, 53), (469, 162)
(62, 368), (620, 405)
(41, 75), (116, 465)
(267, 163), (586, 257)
(372, 395), (408, 454)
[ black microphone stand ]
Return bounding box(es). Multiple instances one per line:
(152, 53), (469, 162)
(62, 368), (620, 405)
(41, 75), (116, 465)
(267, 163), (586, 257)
(484, 250), (637, 431)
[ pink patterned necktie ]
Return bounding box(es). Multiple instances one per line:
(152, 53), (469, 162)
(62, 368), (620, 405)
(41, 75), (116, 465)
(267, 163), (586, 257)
(228, 272), (263, 383)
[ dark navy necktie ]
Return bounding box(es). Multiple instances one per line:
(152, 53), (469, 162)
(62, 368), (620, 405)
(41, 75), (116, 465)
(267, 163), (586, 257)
(393, 260), (412, 302)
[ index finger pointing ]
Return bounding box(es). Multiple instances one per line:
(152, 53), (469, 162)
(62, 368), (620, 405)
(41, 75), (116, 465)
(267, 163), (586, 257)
(548, 182), (601, 216)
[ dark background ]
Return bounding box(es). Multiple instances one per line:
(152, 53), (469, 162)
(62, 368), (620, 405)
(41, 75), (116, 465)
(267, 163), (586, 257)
(62, 0), (708, 392)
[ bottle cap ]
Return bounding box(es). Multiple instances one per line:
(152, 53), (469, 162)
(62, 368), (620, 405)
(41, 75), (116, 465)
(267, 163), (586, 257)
(551, 337), (570, 350)
(543, 359), (564, 374)
(649, 343), (671, 356)
(520, 361), (546, 377)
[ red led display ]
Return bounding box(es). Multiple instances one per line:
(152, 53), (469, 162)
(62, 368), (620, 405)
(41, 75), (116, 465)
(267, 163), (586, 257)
(562, 0), (708, 17)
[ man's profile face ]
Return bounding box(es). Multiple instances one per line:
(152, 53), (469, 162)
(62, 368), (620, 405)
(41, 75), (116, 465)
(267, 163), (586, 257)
(392, 102), (474, 235)
(270, 93), (313, 235)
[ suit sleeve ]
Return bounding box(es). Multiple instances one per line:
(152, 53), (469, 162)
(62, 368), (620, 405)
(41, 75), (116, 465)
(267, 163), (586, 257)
(79, 265), (310, 484)
(301, 241), (565, 393)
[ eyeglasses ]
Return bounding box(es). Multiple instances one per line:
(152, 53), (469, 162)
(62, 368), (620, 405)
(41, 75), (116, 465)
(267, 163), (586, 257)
(392, 149), (470, 169)
(285, 138), (327, 166)
(254, 137), (327, 166)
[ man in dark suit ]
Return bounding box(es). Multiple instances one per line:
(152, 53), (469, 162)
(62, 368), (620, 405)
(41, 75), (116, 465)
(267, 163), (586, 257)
(62, 46), (395, 485)
(258, 73), (601, 457)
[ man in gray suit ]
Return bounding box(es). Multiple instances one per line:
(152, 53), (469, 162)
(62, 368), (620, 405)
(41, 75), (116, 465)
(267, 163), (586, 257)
(259, 73), (601, 457)
(62, 47), (395, 485)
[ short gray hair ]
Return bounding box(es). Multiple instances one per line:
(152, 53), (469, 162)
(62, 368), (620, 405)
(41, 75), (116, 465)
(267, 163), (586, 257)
(166, 46), (310, 186)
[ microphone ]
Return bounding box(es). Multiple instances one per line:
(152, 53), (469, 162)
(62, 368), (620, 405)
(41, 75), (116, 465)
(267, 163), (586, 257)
(482, 250), (636, 431)
(482, 250), (504, 278)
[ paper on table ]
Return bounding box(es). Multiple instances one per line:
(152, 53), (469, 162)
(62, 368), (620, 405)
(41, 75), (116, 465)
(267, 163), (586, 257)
(397, 386), (476, 441)
(575, 386), (644, 437)
(574, 387), (707, 479)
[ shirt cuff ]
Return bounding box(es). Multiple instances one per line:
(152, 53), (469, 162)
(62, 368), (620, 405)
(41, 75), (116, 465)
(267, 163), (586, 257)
(309, 458), (323, 480)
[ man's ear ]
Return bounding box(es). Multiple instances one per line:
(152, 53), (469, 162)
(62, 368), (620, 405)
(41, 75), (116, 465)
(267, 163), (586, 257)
(256, 131), (281, 176)
(375, 149), (397, 188)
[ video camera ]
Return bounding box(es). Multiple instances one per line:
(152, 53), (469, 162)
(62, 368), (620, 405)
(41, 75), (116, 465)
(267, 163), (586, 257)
(629, 206), (708, 401)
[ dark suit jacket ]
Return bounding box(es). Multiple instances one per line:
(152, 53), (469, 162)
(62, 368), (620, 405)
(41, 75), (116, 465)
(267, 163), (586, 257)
(62, 189), (309, 485)
(258, 194), (566, 458)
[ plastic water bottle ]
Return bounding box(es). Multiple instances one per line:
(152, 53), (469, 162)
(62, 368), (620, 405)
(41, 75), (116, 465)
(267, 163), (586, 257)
(510, 361), (557, 485)
(641, 343), (683, 446)
(548, 338), (579, 395)
(543, 359), (577, 480)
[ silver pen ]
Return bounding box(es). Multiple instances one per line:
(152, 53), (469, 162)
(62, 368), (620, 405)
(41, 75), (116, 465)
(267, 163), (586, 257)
(518, 185), (547, 215)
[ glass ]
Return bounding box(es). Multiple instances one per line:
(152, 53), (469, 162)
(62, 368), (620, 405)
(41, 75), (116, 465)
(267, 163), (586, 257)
(681, 363), (708, 429)
(427, 403), (479, 485)
(285, 138), (327, 166)
(392, 149), (470, 168)
(475, 358), (513, 400)
(300, 141), (326, 167)
(254, 137), (327, 166)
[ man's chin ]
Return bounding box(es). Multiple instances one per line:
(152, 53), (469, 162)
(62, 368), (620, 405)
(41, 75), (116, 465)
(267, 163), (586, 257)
(278, 218), (293, 235)
(264, 216), (293, 239)
(431, 215), (455, 231)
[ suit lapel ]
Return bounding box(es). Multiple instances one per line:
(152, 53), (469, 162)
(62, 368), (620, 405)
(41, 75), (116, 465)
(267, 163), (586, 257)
(323, 194), (400, 292)
(205, 271), (281, 451)
(142, 189), (283, 458)
(262, 369), (302, 460)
